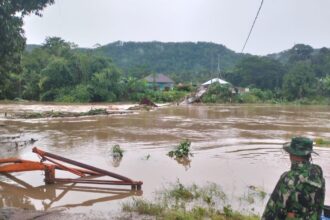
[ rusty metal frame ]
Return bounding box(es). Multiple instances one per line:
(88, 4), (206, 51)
(0, 147), (143, 190)
(0, 173), (142, 210)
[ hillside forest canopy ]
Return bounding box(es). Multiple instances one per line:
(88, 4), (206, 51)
(3, 36), (330, 103)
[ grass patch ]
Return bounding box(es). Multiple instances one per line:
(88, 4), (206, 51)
(122, 198), (164, 216)
(122, 199), (259, 220)
(167, 181), (195, 201)
(122, 181), (259, 220)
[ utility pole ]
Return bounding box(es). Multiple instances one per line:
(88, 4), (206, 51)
(217, 54), (221, 79)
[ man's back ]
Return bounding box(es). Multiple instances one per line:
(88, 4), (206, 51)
(262, 161), (325, 220)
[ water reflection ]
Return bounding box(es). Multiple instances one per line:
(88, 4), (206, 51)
(0, 174), (142, 211)
(173, 157), (192, 171)
(111, 156), (122, 167)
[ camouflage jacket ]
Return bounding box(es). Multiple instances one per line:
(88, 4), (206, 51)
(262, 161), (325, 220)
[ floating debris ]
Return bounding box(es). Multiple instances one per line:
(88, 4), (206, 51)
(6, 108), (133, 119)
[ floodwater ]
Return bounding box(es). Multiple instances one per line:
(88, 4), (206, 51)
(0, 103), (329, 217)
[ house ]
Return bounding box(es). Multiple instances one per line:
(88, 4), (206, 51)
(144, 73), (174, 90)
(231, 87), (250, 94)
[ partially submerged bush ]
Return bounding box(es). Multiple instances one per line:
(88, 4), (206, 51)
(111, 144), (124, 157)
(85, 108), (108, 115)
(168, 140), (192, 158)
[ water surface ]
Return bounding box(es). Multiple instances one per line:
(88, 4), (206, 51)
(0, 103), (329, 216)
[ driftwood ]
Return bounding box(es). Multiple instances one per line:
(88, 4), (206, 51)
(139, 98), (158, 107)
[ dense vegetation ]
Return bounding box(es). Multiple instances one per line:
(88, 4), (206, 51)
(0, 0), (54, 99)
(220, 44), (330, 104)
(10, 37), (190, 103)
(2, 34), (330, 104)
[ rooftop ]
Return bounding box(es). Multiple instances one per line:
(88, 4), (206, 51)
(202, 78), (229, 85)
(144, 74), (174, 83)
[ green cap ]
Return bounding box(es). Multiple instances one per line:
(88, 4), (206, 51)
(283, 136), (318, 156)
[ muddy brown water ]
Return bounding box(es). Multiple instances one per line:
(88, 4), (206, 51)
(0, 103), (329, 217)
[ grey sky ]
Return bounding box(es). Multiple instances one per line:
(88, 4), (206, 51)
(23, 0), (330, 55)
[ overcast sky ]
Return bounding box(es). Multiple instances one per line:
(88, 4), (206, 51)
(23, 0), (330, 55)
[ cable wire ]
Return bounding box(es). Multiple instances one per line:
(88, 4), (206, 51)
(241, 0), (264, 53)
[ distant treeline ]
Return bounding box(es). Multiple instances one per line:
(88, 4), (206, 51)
(221, 44), (330, 103)
(91, 41), (246, 83)
(4, 38), (188, 103)
(2, 38), (330, 104)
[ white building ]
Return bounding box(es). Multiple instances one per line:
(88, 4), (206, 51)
(202, 78), (230, 87)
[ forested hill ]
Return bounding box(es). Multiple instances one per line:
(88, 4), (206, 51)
(25, 41), (330, 85)
(92, 41), (247, 82)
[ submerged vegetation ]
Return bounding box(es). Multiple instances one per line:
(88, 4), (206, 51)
(240, 186), (267, 205)
(315, 138), (330, 147)
(111, 144), (124, 158)
(9, 108), (114, 119)
(168, 140), (192, 158)
(122, 181), (259, 220)
(110, 144), (124, 167)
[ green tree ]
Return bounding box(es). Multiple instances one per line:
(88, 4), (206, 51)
(288, 44), (313, 63)
(283, 62), (317, 100)
(121, 76), (148, 100)
(202, 83), (232, 103)
(39, 57), (72, 101)
(90, 66), (122, 101)
(0, 0), (54, 98)
(320, 75), (330, 96)
(312, 47), (330, 78)
(225, 56), (285, 91)
(42, 37), (74, 57)
(20, 48), (50, 100)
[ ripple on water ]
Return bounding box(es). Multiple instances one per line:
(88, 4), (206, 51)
(1, 104), (330, 215)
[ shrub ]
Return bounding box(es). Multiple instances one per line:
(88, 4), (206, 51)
(55, 85), (92, 103)
(168, 140), (192, 158)
(202, 83), (232, 103)
(111, 144), (124, 157)
(144, 90), (188, 103)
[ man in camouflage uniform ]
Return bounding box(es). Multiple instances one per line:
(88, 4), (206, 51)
(262, 136), (325, 220)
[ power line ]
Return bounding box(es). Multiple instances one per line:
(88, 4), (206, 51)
(241, 0), (265, 53)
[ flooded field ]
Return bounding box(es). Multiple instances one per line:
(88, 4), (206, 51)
(0, 103), (329, 217)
